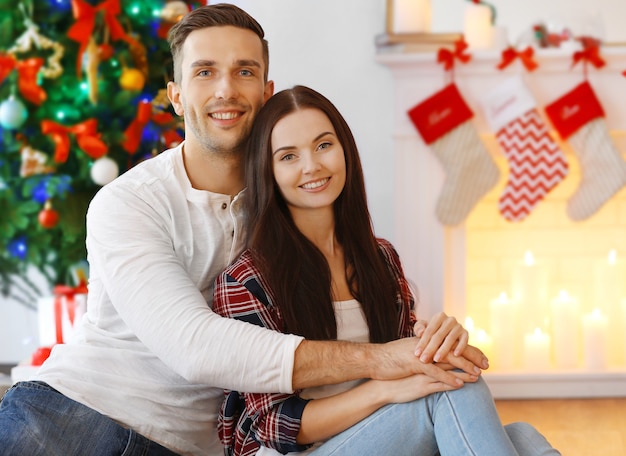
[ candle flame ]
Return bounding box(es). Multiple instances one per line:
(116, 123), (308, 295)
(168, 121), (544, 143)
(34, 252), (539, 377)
(498, 291), (508, 302)
(558, 289), (569, 300)
(524, 250), (535, 266)
(465, 316), (475, 331)
(608, 249), (617, 265)
(533, 327), (542, 336)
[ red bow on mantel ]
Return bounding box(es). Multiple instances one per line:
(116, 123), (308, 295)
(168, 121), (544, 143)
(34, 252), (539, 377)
(67, 0), (138, 77)
(496, 46), (538, 72)
(122, 100), (183, 154)
(0, 54), (47, 105)
(572, 45), (606, 71)
(41, 118), (108, 163)
(437, 39), (472, 72)
(53, 282), (88, 344)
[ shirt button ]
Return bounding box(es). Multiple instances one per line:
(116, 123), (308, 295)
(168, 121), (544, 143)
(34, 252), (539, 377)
(221, 203), (227, 210)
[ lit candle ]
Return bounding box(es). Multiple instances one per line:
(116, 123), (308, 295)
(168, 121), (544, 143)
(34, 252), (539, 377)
(390, 0), (431, 34)
(523, 327), (551, 371)
(550, 290), (580, 369)
(511, 251), (549, 335)
(582, 308), (608, 370)
(465, 317), (493, 361)
(593, 249), (625, 366)
(489, 292), (518, 370)
(463, 1), (493, 49)
(593, 249), (625, 315)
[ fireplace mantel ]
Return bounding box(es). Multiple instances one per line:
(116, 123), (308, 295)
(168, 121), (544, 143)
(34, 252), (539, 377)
(376, 46), (626, 398)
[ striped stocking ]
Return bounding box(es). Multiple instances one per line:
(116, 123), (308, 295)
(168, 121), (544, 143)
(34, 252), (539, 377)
(482, 77), (568, 222)
(408, 83), (499, 226)
(546, 81), (626, 221)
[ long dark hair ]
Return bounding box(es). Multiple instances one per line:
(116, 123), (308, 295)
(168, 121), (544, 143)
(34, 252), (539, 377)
(244, 86), (399, 342)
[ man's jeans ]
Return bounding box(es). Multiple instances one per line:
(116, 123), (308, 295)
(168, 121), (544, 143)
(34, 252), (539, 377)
(311, 377), (561, 456)
(0, 381), (180, 456)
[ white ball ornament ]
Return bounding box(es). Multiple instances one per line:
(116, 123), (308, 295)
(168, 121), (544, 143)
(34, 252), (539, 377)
(90, 156), (119, 186)
(0, 95), (28, 129)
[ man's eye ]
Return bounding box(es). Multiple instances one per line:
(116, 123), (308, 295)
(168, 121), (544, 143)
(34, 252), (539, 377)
(198, 70), (211, 77)
(240, 69), (253, 77)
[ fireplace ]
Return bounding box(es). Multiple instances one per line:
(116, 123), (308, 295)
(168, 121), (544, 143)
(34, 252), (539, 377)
(376, 47), (626, 398)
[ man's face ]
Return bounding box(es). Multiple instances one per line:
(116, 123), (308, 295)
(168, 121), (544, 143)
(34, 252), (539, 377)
(168, 25), (274, 156)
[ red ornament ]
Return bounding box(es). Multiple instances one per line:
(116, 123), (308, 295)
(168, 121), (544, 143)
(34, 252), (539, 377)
(98, 43), (114, 61)
(39, 201), (60, 229)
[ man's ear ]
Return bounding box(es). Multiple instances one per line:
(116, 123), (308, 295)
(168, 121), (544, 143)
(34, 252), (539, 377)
(264, 80), (275, 103)
(167, 81), (184, 116)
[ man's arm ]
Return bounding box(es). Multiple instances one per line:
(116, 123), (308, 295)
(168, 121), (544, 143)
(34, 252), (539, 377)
(292, 337), (472, 390)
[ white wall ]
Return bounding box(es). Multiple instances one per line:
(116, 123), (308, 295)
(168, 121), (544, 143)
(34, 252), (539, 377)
(3, 0), (625, 363)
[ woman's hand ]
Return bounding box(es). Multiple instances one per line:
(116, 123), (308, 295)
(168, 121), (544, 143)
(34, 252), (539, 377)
(412, 312), (489, 377)
(370, 372), (463, 405)
(413, 312), (469, 362)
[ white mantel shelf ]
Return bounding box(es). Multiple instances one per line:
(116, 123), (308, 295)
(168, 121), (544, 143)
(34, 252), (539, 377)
(376, 45), (626, 399)
(484, 370), (626, 399)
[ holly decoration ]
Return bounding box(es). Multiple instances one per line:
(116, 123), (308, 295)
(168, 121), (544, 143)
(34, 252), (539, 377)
(0, 0), (189, 306)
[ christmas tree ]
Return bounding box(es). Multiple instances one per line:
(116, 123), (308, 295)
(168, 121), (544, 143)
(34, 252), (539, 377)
(0, 0), (195, 308)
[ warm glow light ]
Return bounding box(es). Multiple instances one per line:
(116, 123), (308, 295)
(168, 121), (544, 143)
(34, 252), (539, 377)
(524, 250), (535, 266)
(608, 249), (617, 265)
(558, 289), (569, 300)
(465, 316), (475, 332)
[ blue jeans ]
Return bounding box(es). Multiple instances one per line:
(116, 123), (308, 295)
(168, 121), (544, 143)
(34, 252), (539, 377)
(0, 381), (181, 456)
(311, 377), (560, 456)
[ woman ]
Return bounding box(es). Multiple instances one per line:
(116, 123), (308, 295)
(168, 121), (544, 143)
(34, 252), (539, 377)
(213, 86), (559, 456)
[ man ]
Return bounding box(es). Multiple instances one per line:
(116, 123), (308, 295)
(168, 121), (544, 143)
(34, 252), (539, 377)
(0, 4), (486, 455)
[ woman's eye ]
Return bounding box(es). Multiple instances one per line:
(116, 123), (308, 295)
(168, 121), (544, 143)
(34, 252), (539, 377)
(318, 142), (331, 151)
(280, 153), (296, 161)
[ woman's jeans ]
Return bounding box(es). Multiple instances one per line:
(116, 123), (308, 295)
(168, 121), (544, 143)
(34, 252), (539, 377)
(0, 381), (180, 456)
(311, 377), (561, 456)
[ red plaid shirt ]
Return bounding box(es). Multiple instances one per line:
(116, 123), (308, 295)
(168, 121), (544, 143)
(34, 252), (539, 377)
(213, 238), (415, 456)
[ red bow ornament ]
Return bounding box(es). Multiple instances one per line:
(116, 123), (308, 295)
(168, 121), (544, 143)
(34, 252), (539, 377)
(572, 45), (606, 71)
(41, 118), (108, 163)
(437, 39), (472, 72)
(0, 54), (47, 105)
(496, 46), (538, 72)
(67, 0), (138, 77)
(122, 100), (183, 154)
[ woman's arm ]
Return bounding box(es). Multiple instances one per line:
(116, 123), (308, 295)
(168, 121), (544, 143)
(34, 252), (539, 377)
(297, 373), (462, 444)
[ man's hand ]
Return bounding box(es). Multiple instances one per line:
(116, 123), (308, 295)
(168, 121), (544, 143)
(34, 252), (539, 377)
(367, 337), (479, 388)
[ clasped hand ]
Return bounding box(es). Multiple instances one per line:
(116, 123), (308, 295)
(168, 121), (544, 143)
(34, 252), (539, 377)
(372, 312), (489, 396)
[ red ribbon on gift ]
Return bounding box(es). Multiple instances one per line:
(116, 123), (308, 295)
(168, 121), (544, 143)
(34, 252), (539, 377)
(67, 0), (138, 77)
(496, 46), (538, 72)
(437, 39), (471, 72)
(0, 54), (47, 105)
(122, 99), (183, 154)
(41, 118), (108, 163)
(53, 281), (88, 344)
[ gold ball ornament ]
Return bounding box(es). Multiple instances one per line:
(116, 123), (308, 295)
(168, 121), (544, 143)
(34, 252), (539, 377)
(161, 1), (189, 23)
(119, 67), (145, 91)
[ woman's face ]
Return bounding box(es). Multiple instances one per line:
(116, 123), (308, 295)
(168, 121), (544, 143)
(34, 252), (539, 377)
(270, 108), (346, 215)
